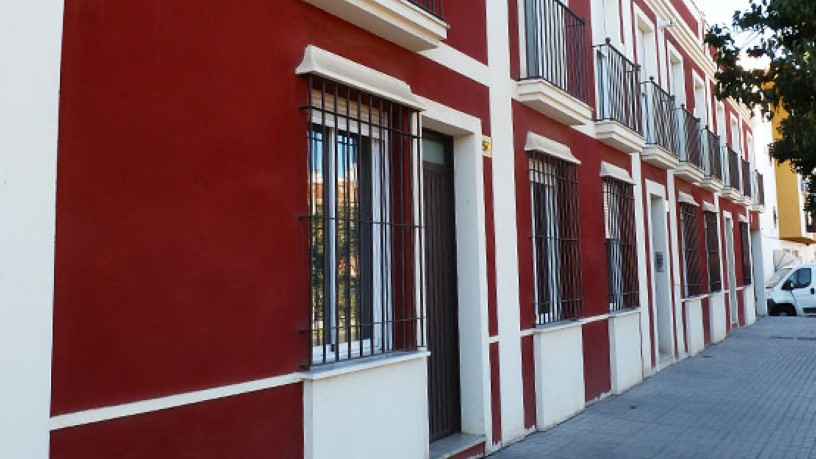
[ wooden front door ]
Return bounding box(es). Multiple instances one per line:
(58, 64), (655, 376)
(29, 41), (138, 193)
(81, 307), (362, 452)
(422, 130), (461, 442)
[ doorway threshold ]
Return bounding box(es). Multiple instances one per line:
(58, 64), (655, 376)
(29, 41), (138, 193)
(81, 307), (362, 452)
(430, 433), (485, 459)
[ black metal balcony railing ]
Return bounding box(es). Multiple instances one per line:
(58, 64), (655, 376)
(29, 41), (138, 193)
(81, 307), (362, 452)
(726, 146), (741, 191)
(408, 0), (444, 18)
(522, 0), (589, 103)
(676, 106), (703, 169)
(641, 78), (677, 153)
(754, 171), (765, 206)
(702, 127), (723, 181)
(741, 159), (752, 199)
(595, 39), (642, 134)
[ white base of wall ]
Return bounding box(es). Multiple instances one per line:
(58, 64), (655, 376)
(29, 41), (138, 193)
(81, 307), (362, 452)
(684, 299), (705, 356)
(743, 286), (757, 325)
(303, 354), (430, 459)
(533, 323), (585, 430)
(609, 311), (643, 394)
(710, 293), (727, 343)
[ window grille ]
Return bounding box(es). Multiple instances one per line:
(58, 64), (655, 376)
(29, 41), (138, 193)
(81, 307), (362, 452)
(603, 177), (639, 311)
(679, 203), (702, 297)
(304, 75), (424, 365)
(739, 222), (752, 285)
(704, 211), (722, 292)
(529, 153), (583, 325)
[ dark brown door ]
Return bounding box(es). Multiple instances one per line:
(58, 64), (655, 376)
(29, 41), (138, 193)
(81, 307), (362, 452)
(423, 130), (461, 442)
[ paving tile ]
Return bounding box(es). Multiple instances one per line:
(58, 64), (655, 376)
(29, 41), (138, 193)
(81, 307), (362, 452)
(488, 318), (816, 459)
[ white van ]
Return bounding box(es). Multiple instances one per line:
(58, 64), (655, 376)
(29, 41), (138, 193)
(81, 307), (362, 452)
(766, 263), (816, 316)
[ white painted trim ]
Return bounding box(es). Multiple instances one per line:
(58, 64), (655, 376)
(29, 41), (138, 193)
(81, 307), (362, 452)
(524, 132), (581, 164)
(419, 94), (493, 442)
(1, 0), (63, 456)
(739, 214), (748, 223)
(50, 373), (303, 431)
(678, 191), (698, 206)
(303, 0), (448, 52)
(600, 162), (635, 184)
(296, 45), (425, 110)
(578, 314), (611, 324)
(302, 350), (429, 381)
(702, 201), (716, 213)
(526, 319), (582, 336)
(486, 0), (525, 444)
(419, 43), (490, 87)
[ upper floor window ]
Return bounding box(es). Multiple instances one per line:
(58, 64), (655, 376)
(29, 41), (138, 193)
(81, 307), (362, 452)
(304, 76), (424, 365)
(522, 0), (589, 103)
(679, 203), (702, 297)
(529, 152), (583, 324)
(603, 176), (639, 310)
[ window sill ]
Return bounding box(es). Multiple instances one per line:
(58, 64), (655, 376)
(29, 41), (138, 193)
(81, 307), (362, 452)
(528, 319), (583, 335)
(609, 307), (639, 319)
(302, 350), (430, 381)
(303, 0), (448, 52)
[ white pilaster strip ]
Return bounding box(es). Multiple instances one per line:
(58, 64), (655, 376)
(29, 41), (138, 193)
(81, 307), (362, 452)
(486, 0), (525, 445)
(0, 1), (64, 458)
(631, 155), (653, 377)
(667, 173), (686, 358)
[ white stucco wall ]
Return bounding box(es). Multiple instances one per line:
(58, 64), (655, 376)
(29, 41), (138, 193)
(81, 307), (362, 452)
(608, 310), (643, 394)
(683, 299), (705, 356)
(533, 324), (585, 430)
(0, 1), (63, 458)
(743, 286), (757, 325)
(303, 355), (430, 459)
(709, 292), (727, 343)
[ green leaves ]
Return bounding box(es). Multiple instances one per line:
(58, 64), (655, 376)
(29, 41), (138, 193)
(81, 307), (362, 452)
(704, 0), (816, 210)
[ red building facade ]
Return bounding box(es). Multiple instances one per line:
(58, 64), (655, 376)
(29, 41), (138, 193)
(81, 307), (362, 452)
(2, 0), (766, 457)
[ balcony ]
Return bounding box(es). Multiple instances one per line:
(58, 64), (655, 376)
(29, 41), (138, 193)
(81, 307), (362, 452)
(722, 146), (742, 202)
(741, 158), (753, 205)
(699, 127), (724, 192)
(594, 39), (644, 154)
(304, 0), (448, 51)
(752, 170), (766, 212)
(674, 106), (704, 183)
(640, 79), (679, 169)
(518, 0), (592, 126)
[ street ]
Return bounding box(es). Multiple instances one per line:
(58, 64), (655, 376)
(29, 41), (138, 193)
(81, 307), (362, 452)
(490, 317), (816, 459)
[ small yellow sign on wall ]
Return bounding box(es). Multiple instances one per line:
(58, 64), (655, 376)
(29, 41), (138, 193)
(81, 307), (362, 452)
(482, 135), (492, 158)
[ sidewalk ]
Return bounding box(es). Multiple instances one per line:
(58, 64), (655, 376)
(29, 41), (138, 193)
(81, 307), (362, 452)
(489, 317), (816, 459)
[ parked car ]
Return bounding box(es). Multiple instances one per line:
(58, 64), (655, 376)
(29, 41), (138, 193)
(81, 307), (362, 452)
(766, 263), (816, 316)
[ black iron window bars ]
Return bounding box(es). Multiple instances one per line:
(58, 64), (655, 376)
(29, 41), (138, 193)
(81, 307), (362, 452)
(641, 78), (677, 153)
(676, 106), (703, 169)
(680, 203), (702, 297)
(742, 159), (752, 199)
(529, 153), (583, 325)
(704, 211), (722, 292)
(603, 177), (639, 311)
(522, 0), (589, 103)
(725, 146), (741, 192)
(595, 39), (642, 134)
(304, 75), (424, 366)
(408, 0), (444, 19)
(739, 222), (752, 285)
(702, 127), (723, 181)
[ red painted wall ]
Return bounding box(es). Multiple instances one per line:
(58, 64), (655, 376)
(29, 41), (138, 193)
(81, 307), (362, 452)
(51, 383), (303, 459)
(582, 320), (611, 401)
(53, 0), (491, 417)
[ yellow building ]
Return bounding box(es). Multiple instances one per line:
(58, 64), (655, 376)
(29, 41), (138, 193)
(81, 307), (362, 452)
(772, 103), (816, 244)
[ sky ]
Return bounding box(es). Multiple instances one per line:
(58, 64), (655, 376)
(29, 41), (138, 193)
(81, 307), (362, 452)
(696, 0), (752, 27)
